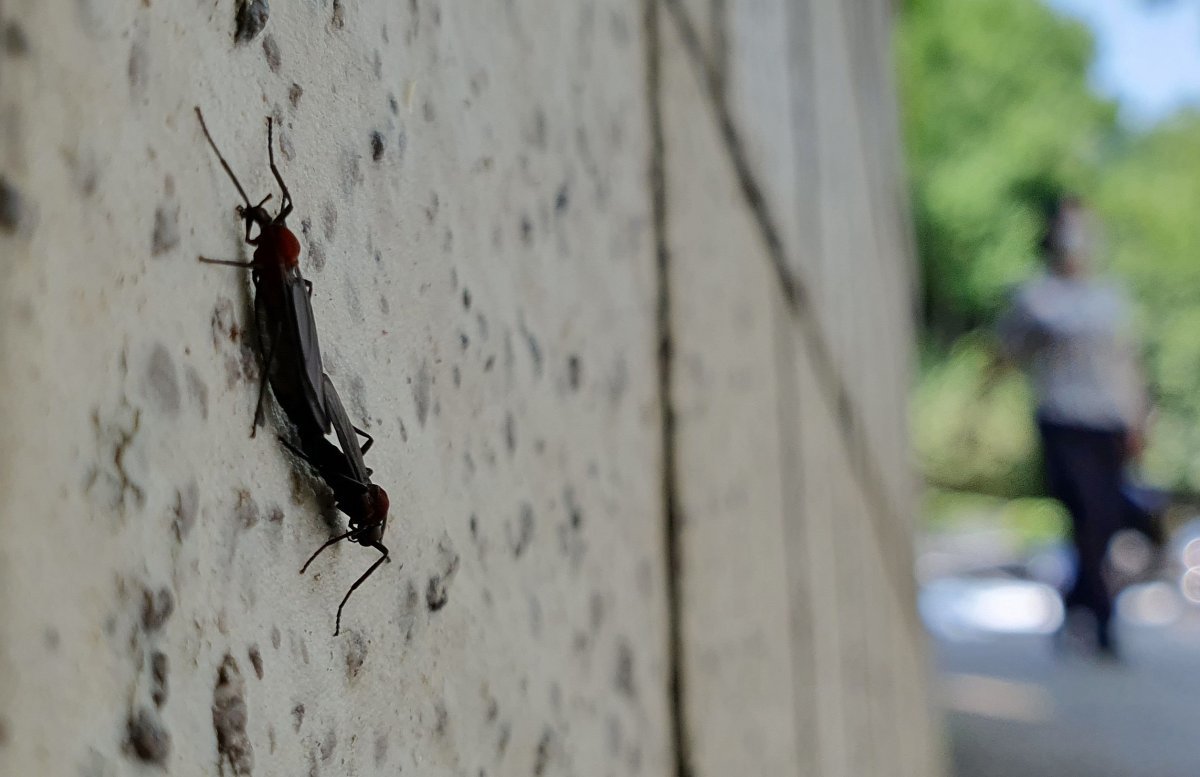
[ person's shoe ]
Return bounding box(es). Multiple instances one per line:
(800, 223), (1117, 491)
(1096, 620), (1123, 664)
(1052, 607), (1093, 657)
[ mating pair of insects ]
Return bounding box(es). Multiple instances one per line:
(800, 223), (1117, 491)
(195, 107), (391, 636)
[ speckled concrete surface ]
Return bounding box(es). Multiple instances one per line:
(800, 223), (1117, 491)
(0, 0), (939, 775)
(0, 1), (666, 775)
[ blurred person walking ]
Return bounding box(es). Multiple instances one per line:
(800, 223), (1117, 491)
(997, 195), (1150, 659)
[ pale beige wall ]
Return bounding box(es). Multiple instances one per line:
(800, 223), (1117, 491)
(655, 0), (942, 775)
(0, 0), (941, 775)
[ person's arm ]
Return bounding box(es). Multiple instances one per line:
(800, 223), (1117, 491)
(1123, 351), (1152, 459)
(995, 287), (1039, 366)
(1115, 288), (1152, 459)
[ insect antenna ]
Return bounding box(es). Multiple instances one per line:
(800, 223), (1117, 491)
(300, 528), (359, 574)
(265, 116), (294, 220)
(195, 106), (253, 209)
(334, 545), (391, 636)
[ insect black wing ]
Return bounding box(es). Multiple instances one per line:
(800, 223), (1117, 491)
(281, 268), (329, 433)
(321, 373), (370, 486)
(281, 430), (366, 510)
(252, 290), (274, 360)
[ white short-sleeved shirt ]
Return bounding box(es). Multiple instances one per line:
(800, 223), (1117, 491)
(997, 273), (1145, 430)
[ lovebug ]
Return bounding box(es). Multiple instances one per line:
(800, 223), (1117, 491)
(194, 106), (329, 438)
(281, 374), (392, 636)
(196, 107), (393, 636)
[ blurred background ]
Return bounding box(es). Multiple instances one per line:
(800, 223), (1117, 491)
(898, 1), (1200, 774)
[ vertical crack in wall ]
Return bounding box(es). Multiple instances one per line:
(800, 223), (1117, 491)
(662, 0), (800, 311)
(771, 276), (819, 773)
(660, 0), (920, 632)
(644, 0), (692, 775)
(709, 0), (729, 99)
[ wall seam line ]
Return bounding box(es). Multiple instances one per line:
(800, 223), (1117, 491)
(644, 1), (693, 776)
(661, 0), (919, 630)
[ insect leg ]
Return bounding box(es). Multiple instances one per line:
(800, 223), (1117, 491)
(198, 256), (256, 269)
(353, 426), (374, 456)
(300, 528), (358, 574)
(278, 435), (319, 468)
(333, 542), (391, 636)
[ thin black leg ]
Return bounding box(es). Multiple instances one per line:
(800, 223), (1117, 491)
(353, 425), (374, 456)
(300, 528), (358, 574)
(334, 542), (391, 636)
(278, 435), (317, 467)
(198, 256), (255, 269)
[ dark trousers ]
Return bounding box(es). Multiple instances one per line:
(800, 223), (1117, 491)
(1038, 418), (1127, 637)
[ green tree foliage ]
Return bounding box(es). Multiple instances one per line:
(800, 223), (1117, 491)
(912, 333), (1043, 497)
(897, 0), (1116, 336)
(1096, 114), (1200, 490)
(899, 0), (1200, 502)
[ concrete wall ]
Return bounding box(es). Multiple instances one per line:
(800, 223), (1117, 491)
(0, 0), (942, 775)
(655, 1), (942, 774)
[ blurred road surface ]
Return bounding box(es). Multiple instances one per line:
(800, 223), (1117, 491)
(932, 614), (1200, 777)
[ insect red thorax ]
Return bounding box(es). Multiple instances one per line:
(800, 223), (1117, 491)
(367, 485), (390, 525)
(257, 224), (301, 269)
